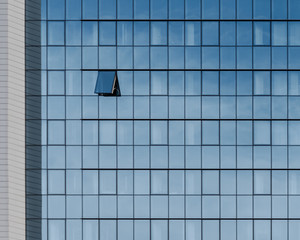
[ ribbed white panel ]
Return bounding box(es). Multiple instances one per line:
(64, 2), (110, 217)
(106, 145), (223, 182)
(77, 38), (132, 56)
(0, 0), (25, 239)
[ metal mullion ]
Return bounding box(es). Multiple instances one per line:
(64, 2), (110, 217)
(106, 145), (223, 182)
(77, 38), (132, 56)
(82, 18), (300, 22)
(82, 68), (300, 71)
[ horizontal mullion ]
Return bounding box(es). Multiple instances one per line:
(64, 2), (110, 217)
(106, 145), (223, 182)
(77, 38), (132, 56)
(81, 118), (300, 121)
(26, 217), (300, 220)
(27, 168), (300, 171)
(28, 19), (300, 22)
(81, 69), (300, 71)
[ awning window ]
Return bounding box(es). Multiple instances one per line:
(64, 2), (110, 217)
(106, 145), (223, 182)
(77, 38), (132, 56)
(94, 71), (121, 96)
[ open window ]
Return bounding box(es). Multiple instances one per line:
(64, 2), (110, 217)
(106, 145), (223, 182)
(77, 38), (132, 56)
(94, 71), (121, 96)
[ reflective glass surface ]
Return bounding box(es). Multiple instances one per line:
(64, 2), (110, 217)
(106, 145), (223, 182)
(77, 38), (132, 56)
(26, 0), (300, 239)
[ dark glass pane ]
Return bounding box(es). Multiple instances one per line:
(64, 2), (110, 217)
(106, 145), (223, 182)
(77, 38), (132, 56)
(95, 71), (120, 96)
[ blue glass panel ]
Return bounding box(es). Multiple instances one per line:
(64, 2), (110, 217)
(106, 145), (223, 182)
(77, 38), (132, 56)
(134, 72), (149, 95)
(48, 196), (65, 218)
(254, 0), (270, 19)
(237, 71), (253, 95)
(67, 220), (82, 240)
(82, 47), (98, 69)
(134, 221), (150, 240)
(185, 121), (201, 145)
(134, 0), (150, 19)
(272, 0), (287, 19)
(48, 47), (65, 69)
(220, 71), (235, 95)
(83, 221), (98, 239)
(151, 0), (167, 19)
(202, 0), (219, 19)
(237, 197), (252, 217)
(66, 47), (81, 69)
(151, 171), (168, 194)
(150, 47), (168, 69)
(202, 71), (219, 95)
(254, 96), (271, 118)
(185, 47), (201, 69)
(48, 71), (64, 95)
(151, 196), (168, 217)
(94, 71), (117, 95)
(221, 121), (236, 144)
(83, 121), (98, 145)
(151, 221), (168, 240)
(254, 71), (270, 95)
(254, 22), (270, 45)
(49, 220), (65, 240)
(151, 71), (167, 95)
(169, 97), (184, 118)
(99, 47), (116, 69)
(254, 221), (271, 240)
(117, 22), (133, 45)
(151, 121), (167, 144)
(169, 47), (184, 69)
(221, 47), (236, 69)
(289, 22), (300, 45)
(99, 0), (116, 19)
(168, 72), (184, 95)
(185, 22), (201, 46)
(83, 171), (98, 194)
(82, 22), (98, 45)
(202, 22), (219, 45)
(169, 22), (184, 45)
(117, 47), (133, 69)
(66, 170), (82, 194)
(48, 121), (65, 145)
(99, 221), (116, 239)
(237, 22), (253, 45)
(254, 47), (271, 69)
(99, 22), (116, 45)
(237, 0), (252, 19)
(169, 221), (184, 240)
(185, 0), (201, 19)
(83, 197), (98, 218)
(66, 0), (81, 19)
(202, 146), (219, 168)
(202, 221), (219, 240)
(237, 221), (252, 240)
(237, 121), (252, 145)
(272, 221), (287, 240)
(254, 121), (270, 145)
(289, 47), (300, 69)
(83, 0), (98, 19)
(220, 22), (235, 46)
(221, 0), (236, 19)
(134, 47), (150, 69)
(169, 0), (184, 19)
(202, 196), (219, 218)
(66, 22), (81, 45)
(151, 22), (167, 45)
(289, 0), (300, 19)
(82, 146), (98, 168)
(99, 121), (116, 144)
(272, 47), (287, 69)
(289, 72), (300, 95)
(134, 22), (150, 45)
(48, 22), (64, 45)
(66, 120), (81, 145)
(202, 47), (219, 69)
(118, 0), (133, 19)
(48, 0), (65, 20)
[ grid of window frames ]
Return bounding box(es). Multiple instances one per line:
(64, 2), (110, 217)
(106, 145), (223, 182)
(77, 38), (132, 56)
(25, 0), (300, 239)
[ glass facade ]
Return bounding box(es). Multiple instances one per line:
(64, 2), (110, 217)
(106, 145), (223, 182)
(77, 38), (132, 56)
(25, 0), (300, 239)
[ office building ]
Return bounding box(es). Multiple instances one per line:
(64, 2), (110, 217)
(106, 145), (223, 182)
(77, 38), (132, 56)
(2, 0), (300, 239)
